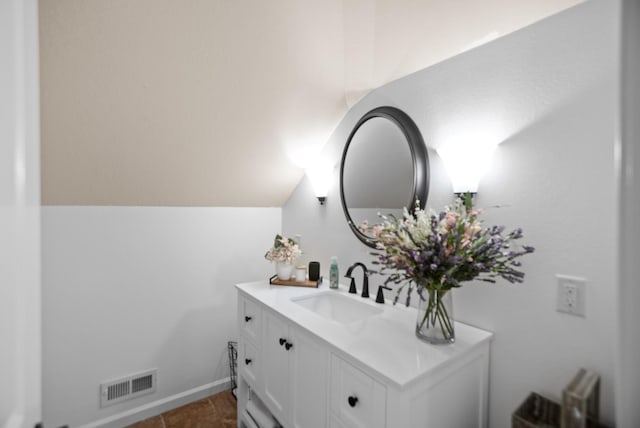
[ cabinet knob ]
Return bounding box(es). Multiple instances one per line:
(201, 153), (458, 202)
(244, 316), (252, 322)
(285, 342), (293, 351)
(348, 396), (358, 407)
(279, 338), (287, 346)
(245, 358), (252, 365)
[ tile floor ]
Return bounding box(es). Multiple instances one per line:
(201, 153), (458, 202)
(126, 390), (237, 428)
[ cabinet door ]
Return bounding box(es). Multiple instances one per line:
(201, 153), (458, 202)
(263, 310), (291, 422)
(331, 355), (386, 428)
(238, 339), (260, 389)
(239, 295), (262, 343)
(290, 326), (329, 428)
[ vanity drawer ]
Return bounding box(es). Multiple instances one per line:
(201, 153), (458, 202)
(239, 296), (262, 342)
(238, 339), (260, 388)
(330, 355), (386, 428)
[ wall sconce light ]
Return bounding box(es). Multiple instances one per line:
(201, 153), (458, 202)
(305, 162), (333, 205)
(437, 140), (497, 196)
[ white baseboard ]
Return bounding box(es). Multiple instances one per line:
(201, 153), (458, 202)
(79, 378), (232, 428)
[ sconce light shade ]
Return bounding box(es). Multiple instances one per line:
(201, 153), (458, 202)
(437, 141), (496, 194)
(305, 162), (333, 205)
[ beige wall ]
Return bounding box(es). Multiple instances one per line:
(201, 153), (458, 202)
(39, 0), (582, 206)
(39, 0), (346, 206)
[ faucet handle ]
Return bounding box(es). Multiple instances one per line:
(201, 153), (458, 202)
(348, 277), (357, 294)
(375, 285), (392, 304)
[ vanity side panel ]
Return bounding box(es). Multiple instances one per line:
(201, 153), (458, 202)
(408, 344), (490, 428)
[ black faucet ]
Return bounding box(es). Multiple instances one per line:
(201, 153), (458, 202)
(344, 262), (369, 298)
(375, 285), (392, 304)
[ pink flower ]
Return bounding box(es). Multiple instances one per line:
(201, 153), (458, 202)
(445, 212), (458, 229)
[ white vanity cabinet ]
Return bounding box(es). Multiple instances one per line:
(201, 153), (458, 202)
(237, 293), (329, 428)
(236, 281), (492, 428)
(262, 309), (329, 428)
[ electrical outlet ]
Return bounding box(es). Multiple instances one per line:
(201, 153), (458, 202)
(556, 275), (586, 317)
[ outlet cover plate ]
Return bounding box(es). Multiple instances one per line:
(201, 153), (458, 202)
(556, 274), (586, 317)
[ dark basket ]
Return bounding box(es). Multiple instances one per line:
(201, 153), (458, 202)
(512, 392), (561, 428)
(227, 341), (238, 398)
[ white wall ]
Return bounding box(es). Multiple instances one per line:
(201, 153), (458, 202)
(42, 206), (280, 427)
(616, 1), (640, 426)
(283, 1), (619, 426)
(0, 0), (41, 426)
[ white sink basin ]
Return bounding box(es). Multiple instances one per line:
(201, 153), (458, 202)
(292, 291), (383, 324)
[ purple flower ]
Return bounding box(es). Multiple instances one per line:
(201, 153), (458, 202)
(365, 198), (535, 306)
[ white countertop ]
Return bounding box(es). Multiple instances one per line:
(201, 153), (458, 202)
(236, 279), (493, 390)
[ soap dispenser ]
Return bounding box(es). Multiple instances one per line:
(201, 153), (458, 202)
(329, 256), (339, 289)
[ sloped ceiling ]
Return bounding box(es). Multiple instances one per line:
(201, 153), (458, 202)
(39, 0), (583, 206)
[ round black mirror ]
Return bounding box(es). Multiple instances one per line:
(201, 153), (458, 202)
(340, 106), (429, 248)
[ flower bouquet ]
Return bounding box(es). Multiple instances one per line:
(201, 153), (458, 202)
(366, 195), (534, 344)
(265, 234), (302, 280)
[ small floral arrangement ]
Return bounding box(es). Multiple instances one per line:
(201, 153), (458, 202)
(264, 234), (302, 265)
(365, 195), (534, 343)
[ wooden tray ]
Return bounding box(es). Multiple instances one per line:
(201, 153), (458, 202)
(269, 275), (321, 288)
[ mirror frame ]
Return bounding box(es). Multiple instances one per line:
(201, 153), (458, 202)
(340, 106), (430, 248)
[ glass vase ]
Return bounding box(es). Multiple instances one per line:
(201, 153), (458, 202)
(415, 288), (455, 344)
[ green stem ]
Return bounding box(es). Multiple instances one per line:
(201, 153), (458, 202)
(418, 288), (454, 341)
(437, 297), (454, 338)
